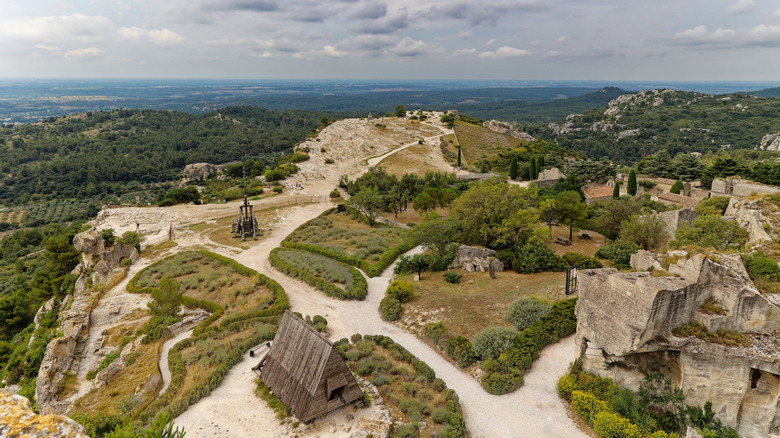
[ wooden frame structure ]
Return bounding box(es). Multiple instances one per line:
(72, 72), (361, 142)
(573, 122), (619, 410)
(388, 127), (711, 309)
(257, 311), (362, 422)
(231, 158), (258, 240)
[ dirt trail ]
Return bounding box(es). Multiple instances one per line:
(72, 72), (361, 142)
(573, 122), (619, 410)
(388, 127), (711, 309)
(159, 329), (193, 394)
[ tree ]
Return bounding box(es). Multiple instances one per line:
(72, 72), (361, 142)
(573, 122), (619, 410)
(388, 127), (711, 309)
(565, 160), (616, 183)
(589, 198), (642, 240)
(413, 214), (461, 260)
(395, 105), (406, 118)
(554, 191), (586, 240)
(639, 150), (673, 179)
(348, 186), (384, 227)
(529, 159), (537, 181)
(148, 277), (182, 318)
(449, 181), (538, 249)
(672, 215), (748, 250)
(627, 170), (637, 196)
(612, 182), (620, 199)
(100, 228), (116, 246)
(672, 153), (702, 182)
(117, 231), (145, 252)
(538, 198), (557, 230)
(509, 157), (519, 180)
(457, 144), (462, 167)
(620, 214), (668, 250)
(670, 180), (684, 195)
(537, 156), (545, 171)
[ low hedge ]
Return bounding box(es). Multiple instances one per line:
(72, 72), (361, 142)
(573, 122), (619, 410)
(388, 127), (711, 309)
(269, 248), (367, 300)
(379, 296), (402, 321)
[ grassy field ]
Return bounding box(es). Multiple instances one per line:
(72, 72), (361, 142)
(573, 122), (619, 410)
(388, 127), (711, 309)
(548, 225), (607, 258)
(285, 210), (411, 263)
(275, 248), (354, 291)
(341, 335), (466, 438)
(453, 121), (526, 165)
(398, 270), (568, 340)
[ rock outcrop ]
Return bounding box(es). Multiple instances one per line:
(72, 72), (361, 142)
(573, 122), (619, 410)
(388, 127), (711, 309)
(759, 133), (780, 152)
(482, 120), (536, 142)
(577, 253), (780, 436)
(657, 208), (698, 244)
(724, 197), (772, 245)
(451, 246), (504, 273)
(181, 162), (225, 186)
(0, 391), (89, 438)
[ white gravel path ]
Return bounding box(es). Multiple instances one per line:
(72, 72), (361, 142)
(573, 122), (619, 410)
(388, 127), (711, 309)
(159, 329), (193, 394)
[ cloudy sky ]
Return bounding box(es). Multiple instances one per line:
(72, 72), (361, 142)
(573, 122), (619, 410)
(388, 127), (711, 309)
(1, 0), (780, 80)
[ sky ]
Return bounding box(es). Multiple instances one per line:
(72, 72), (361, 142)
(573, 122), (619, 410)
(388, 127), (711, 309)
(1, 0), (780, 81)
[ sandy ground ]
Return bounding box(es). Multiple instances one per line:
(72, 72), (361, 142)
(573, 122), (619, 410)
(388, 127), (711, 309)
(81, 115), (585, 437)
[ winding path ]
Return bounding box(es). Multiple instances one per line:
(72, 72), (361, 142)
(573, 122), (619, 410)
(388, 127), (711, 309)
(169, 117), (585, 437)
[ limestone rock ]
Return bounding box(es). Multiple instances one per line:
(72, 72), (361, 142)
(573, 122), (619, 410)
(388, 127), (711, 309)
(451, 245), (504, 273)
(759, 133), (780, 152)
(630, 250), (662, 271)
(482, 120), (536, 142)
(92, 244), (137, 285)
(181, 163), (226, 186)
(724, 197), (772, 244)
(657, 208), (698, 244)
(95, 362), (124, 388)
(72, 231), (104, 258)
(0, 390), (89, 438)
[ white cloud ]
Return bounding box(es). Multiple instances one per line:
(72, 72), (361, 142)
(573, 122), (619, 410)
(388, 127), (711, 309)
(478, 46), (530, 58)
(453, 48), (477, 56)
(118, 27), (185, 46)
(34, 44), (61, 52)
(557, 36), (568, 43)
(64, 47), (104, 58)
(457, 30), (472, 40)
(748, 24), (780, 44)
(390, 37), (443, 57)
(545, 50), (563, 57)
(674, 25), (736, 45)
(773, 8), (780, 19)
(0, 14), (112, 43)
(319, 45), (349, 57)
(727, 0), (757, 14)
(484, 38), (496, 47)
(529, 39), (540, 46)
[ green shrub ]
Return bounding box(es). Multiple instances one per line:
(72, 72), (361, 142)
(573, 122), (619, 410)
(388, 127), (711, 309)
(481, 369), (523, 395)
(743, 252), (780, 281)
(329, 189), (340, 198)
(593, 411), (644, 438)
(442, 271), (462, 284)
(386, 280), (415, 303)
(562, 252), (603, 269)
(471, 326), (520, 360)
(670, 180), (684, 195)
(373, 374), (390, 387)
(379, 296), (402, 321)
(557, 374), (577, 401)
(423, 322), (448, 350)
(432, 408), (451, 424)
(394, 253), (433, 275)
(513, 244), (568, 274)
(695, 196), (730, 216)
(445, 336), (475, 368)
(505, 297), (552, 331)
(572, 390), (610, 426)
(595, 240), (639, 268)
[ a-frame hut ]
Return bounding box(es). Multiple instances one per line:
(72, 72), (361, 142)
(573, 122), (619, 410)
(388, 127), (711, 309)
(258, 311), (362, 422)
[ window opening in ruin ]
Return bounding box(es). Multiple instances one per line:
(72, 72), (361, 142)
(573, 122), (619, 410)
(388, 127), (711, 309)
(751, 368), (761, 389)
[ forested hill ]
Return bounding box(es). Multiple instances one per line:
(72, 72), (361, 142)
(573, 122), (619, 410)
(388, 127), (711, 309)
(525, 89), (780, 164)
(751, 87), (780, 98)
(0, 106), (326, 206)
(451, 87), (627, 124)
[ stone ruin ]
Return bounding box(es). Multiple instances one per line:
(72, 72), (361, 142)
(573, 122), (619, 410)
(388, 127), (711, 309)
(180, 162), (226, 186)
(576, 251), (780, 437)
(450, 245), (504, 273)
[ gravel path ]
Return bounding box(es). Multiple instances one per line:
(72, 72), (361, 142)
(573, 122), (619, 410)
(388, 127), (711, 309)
(159, 329), (193, 394)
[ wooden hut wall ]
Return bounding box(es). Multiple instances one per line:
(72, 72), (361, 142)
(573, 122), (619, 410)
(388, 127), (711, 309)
(302, 348), (363, 421)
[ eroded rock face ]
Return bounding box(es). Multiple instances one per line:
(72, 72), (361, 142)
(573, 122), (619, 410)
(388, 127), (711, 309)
(657, 208), (698, 245)
(181, 162), (225, 186)
(759, 133), (780, 152)
(0, 390), (89, 438)
(576, 253), (780, 436)
(724, 197), (772, 244)
(482, 120), (536, 142)
(451, 245), (504, 273)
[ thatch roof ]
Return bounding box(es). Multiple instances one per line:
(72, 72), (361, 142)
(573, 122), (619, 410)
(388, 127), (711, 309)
(259, 311), (362, 422)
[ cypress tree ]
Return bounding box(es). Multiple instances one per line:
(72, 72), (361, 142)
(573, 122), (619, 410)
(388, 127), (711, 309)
(627, 170), (637, 196)
(613, 182), (620, 199)
(509, 157), (519, 180)
(529, 159), (536, 180)
(537, 156), (544, 175)
(457, 145), (462, 167)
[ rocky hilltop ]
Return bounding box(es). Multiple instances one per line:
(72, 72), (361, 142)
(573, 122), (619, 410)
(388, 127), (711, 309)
(577, 251), (780, 437)
(0, 390), (88, 438)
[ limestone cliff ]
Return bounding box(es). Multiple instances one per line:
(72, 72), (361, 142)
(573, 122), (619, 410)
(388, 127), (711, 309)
(482, 120), (536, 142)
(576, 253), (780, 437)
(0, 391), (89, 438)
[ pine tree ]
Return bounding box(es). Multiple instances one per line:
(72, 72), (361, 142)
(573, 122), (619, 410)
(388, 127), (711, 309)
(509, 157), (519, 180)
(627, 170), (637, 196)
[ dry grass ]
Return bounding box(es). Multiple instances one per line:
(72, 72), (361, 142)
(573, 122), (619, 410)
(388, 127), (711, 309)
(104, 320), (146, 348)
(548, 225), (607, 258)
(142, 240), (178, 260)
(453, 121), (525, 164)
(71, 343), (159, 415)
(177, 327), (257, 397)
(378, 143), (446, 177)
(399, 270), (568, 339)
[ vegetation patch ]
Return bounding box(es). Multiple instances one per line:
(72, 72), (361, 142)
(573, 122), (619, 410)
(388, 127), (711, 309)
(282, 209), (416, 277)
(269, 248), (367, 300)
(336, 334), (466, 438)
(672, 322), (749, 347)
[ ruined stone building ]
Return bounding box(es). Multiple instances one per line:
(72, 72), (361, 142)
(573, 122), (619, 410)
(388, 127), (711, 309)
(576, 252), (780, 437)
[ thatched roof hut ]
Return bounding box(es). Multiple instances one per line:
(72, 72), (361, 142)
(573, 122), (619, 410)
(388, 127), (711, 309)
(259, 311), (362, 422)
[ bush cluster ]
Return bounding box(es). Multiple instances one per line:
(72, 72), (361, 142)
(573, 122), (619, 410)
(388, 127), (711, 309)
(380, 296), (402, 321)
(471, 326), (520, 361)
(445, 336), (476, 368)
(269, 248), (367, 300)
(505, 297), (552, 331)
(562, 252), (603, 269)
(595, 240), (639, 269)
(512, 244), (568, 274)
(443, 271), (462, 284)
(386, 280), (415, 303)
